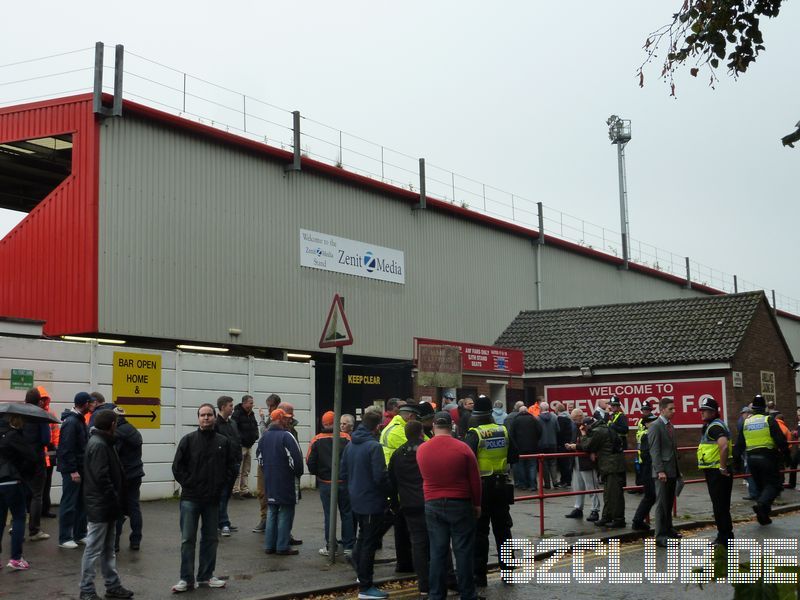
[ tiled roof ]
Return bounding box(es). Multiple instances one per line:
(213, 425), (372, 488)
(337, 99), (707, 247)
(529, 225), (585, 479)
(495, 292), (766, 372)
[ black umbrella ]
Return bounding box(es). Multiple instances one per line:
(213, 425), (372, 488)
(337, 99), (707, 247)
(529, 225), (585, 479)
(0, 402), (61, 424)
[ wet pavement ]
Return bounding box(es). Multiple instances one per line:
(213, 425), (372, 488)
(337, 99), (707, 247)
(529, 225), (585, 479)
(1, 478), (799, 599)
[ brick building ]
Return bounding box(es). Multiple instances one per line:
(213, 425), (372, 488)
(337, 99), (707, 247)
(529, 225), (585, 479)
(496, 291), (797, 450)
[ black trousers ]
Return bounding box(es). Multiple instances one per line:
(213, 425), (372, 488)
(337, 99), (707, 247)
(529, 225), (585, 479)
(353, 512), (386, 591)
(704, 469), (733, 542)
(393, 507), (413, 571)
(474, 477), (512, 585)
(748, 452), (782, 510)
(601, 472), (625, 522)
(42, 465), (54, 516)
(632, 469), (656, 524)
(403, 508), (430, 593)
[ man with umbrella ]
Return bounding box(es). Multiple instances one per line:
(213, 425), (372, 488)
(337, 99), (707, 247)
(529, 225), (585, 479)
(0, 399), (60, 570)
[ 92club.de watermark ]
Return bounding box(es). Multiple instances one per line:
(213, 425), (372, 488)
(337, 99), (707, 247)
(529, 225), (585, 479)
(500, 538), (800, 584)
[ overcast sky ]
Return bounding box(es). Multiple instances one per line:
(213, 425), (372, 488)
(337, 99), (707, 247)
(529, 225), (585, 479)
(2, 1), (798, 307)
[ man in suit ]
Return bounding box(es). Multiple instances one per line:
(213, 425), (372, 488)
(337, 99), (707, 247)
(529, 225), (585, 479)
(649, 398), (680, 547)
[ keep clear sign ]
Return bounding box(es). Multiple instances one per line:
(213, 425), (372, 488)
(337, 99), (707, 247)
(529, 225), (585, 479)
(112, 352), (162, 429)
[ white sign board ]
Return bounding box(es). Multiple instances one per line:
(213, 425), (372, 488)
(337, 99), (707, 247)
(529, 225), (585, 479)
(300, 229), (405, 284)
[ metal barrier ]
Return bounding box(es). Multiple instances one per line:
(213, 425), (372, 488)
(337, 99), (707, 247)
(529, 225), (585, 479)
(516, 441), (800, 537)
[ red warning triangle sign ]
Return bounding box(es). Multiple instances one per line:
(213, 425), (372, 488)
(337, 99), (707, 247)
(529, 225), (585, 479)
(319, 294), (354, 348)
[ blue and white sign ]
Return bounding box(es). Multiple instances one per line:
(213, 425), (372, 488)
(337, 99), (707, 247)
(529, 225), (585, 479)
(300, 229), (405, 284)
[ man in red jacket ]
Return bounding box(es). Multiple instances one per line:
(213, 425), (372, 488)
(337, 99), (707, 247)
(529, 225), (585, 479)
(417, 412), (481, 600)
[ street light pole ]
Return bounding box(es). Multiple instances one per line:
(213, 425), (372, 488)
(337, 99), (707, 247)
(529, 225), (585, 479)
(607, 115), (632, 269)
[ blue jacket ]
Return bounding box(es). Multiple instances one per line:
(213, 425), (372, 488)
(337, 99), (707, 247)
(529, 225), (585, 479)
(258, 424), (304, 505)
(57, 409), (88, 474)
(340, 425), (388, 515)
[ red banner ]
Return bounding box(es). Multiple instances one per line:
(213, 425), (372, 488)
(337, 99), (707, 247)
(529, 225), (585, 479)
(414, 337), (524, 376)
(544, 377), (727, 428)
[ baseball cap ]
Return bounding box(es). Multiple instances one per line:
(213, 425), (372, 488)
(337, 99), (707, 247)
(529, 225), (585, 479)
(74, 391), (92, 406)
(442, 390), (456, 400)
(740, 405), (753, 414)
(321, 411), (335, 427)
(270, 408), (286, 422)
(433, 411), (452, 426)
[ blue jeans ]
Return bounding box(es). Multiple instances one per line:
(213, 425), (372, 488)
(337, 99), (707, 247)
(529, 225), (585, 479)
(264, 503), (295, 552)
(319, 481), (355, 551)
(58, 473), (88, 544)
(0, 482), (26, 560)
(218, 469), (237, 529)
(80, 521), (122, 594)
(425, 499), (477, 600)
(179, 500), (219, 584)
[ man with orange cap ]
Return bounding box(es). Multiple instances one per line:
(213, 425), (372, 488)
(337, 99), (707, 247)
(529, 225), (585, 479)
(258, 408), (304, 555)
(306, 411), (354, 557)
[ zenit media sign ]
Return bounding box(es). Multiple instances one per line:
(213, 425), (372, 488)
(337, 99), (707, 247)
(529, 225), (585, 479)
(299, 228), (405, 284)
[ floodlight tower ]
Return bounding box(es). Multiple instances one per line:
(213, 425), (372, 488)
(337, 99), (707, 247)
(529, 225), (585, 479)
(607, 115), (632, 269)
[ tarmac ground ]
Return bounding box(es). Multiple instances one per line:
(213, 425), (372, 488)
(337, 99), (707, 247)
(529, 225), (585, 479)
(2, 476), (799, 599)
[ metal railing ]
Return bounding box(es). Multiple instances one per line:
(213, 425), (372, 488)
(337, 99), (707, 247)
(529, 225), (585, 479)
(517, 442), (800, 537)
(1, 44), (799, 316)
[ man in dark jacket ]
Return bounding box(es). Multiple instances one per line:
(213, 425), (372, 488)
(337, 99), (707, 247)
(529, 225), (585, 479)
(232, 395), (259, 498)
(259, 408), (304, 555)
(340, 411), (390, 600)
(630, 414), (658, 531)
(388, 420), (430, 597)
(307, 410), (354, 557)
(554, 402), (574, 487)
(579, 416), (626, 528)
(57, 391), (91, 548)
(214, 396), (241, 536)
(509, 405), (541, 491)
(22, 387), (51, 541)
(114, 410), (144, 552)
(171, 403), (238, 593)
(79, 410), (133, 600)
(537, 402), (560, 489)
(0, 413), (39, 570)
(88, 392), (117, 428)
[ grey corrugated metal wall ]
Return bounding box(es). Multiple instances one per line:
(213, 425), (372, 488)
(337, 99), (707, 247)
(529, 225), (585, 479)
(97, 117), (537, 359)
(97, 115), (800, 401)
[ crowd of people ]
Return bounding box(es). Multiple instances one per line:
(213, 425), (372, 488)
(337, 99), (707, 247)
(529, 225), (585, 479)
(1, 386), (798, 600)
(0, 387), (141, 600)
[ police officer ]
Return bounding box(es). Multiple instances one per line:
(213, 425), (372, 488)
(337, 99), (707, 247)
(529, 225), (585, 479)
(607, 396), (629, 450)
(464, 395), (518, 590)
(735, 394), (789, 525)
(579, 416), (626, 528)
(632, 401), (654, 492)
(697, 396), (733, 544)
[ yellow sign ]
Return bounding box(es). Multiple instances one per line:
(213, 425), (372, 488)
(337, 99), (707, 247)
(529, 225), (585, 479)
(112, 351), (162, 429)
(347, 374), (381, 385)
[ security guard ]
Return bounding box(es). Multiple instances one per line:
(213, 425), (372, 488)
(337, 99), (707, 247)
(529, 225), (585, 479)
(580, 416), (626, 528)
(380, 404), (422, 465)
(379, 403), (421, 573)
(697, 397), (734, 544)
(735, 394), (789, 525)
(464, 395), (518, 589)
(632, 401), (654, 491)
(608, 396), (629, 450)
